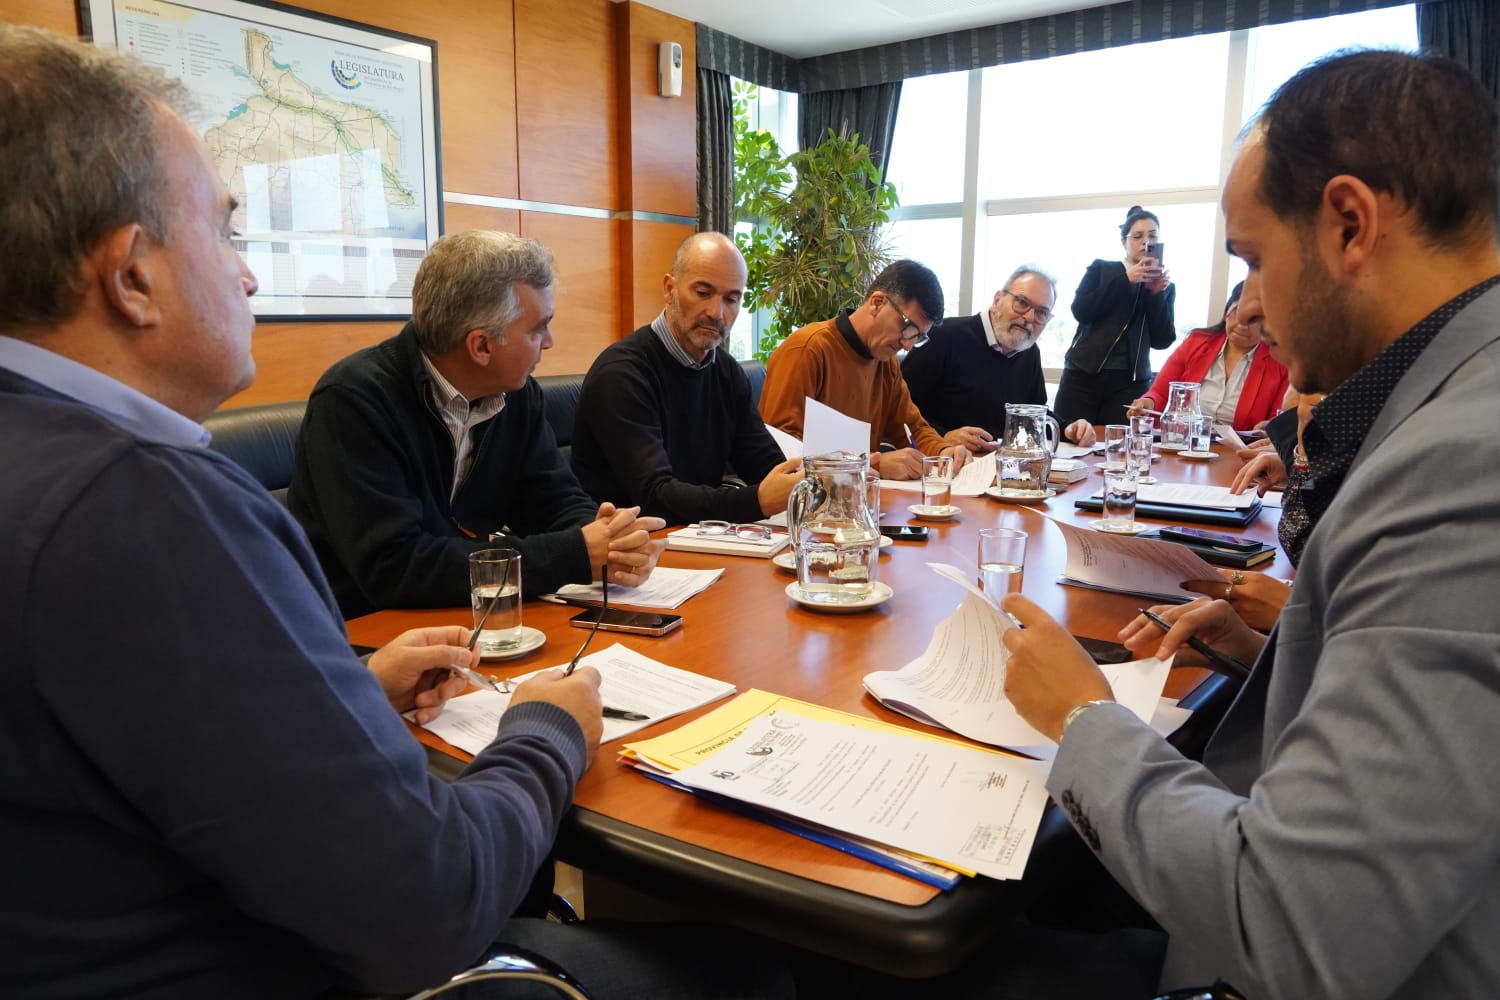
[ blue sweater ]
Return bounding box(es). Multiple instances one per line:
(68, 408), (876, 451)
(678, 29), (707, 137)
(0, 368), (586, 998)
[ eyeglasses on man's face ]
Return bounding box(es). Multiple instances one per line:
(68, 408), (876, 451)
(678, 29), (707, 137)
(1003, 290), (1053, 326)
(893, 304), (931, 348)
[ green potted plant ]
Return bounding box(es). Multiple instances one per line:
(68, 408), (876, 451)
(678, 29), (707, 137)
(733, 83), (898, 359)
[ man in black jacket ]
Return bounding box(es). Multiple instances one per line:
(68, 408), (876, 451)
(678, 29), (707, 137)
(290, 230), (665, 617)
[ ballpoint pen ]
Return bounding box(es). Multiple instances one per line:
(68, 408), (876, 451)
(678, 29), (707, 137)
(903, 423), (916, 448)
(1137, 607), (1251, 681)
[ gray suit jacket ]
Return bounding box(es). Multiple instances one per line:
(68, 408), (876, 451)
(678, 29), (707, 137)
(1050, 283), (1500, 998)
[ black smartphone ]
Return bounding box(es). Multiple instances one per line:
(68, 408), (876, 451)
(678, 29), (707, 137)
(879, 524), (929, 541)
(1073, 635), (1132, 664)
(1145, 241), (1165, 266)
(1158, 525), (1263, 552)
(569, 608), (683, 636)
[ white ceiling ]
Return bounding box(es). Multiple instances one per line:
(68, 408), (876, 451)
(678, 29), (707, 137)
(634, 0), (1117, 60)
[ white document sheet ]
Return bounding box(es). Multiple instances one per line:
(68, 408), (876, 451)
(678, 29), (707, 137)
(802, 398), (871, 459)
(1055, 442), (1095, 459)
(951, 452), (997, 497)
(557, 566), (722, 609)
(1137, 482), (1258, 510)
(862, 585), (1172, 759)
(671, 712), (1052, 880)
(765, 423), (803, 459)
(419, 643), (736, 754)
(1047, 515), (1222, 602)
(1213, 424), (1247, 451)
(1261, 489), (1285, 509)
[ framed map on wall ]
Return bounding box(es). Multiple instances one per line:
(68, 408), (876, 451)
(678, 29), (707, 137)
(82, 0), (442, 320)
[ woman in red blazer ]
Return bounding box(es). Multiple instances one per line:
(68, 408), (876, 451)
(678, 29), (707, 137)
(1128, 282), (1289, 430)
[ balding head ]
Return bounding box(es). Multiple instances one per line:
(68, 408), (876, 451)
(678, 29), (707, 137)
(662, 232), (748, 362)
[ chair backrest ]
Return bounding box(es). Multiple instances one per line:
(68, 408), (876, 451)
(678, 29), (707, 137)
(203, 400), (307, 506)
(534, 374), (585, 462)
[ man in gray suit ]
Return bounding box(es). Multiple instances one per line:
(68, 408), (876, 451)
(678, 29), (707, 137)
(1000, 51), (1500, 997)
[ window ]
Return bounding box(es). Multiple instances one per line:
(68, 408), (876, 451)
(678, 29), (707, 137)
(729, 82), (799, 359)
(874, 5), (1417, 376)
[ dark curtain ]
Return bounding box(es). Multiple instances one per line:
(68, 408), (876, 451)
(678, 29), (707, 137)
(797, 82), (903, 177)
(697, 67), (736, 235)
(1418, 0), (1500, 102)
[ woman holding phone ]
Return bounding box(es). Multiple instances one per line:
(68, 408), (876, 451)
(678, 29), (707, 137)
(1054, 205), (1177, 426)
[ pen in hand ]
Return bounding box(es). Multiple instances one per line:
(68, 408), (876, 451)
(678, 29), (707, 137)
(1137, 608), (1251, 681)
(903, 422), (916, 449)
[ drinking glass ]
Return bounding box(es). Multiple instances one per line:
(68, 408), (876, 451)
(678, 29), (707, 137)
(1100, 470), (1138, 532)
(977, 528), (1027, 596)
(920, 455), (954, 509)
(1125, 432), (1156, 485)
(1104, 424), (1129, 464)
(469, 548), (522, 654)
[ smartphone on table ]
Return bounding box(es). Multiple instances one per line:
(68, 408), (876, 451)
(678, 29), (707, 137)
(880, 524), (929, 542)
(569, 608), (683, 636)
(1157, 525), (1262, 552)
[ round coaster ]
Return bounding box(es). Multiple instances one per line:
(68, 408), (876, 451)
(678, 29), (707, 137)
(983, 486), (1057, 505)
(1179, 450), (1220, 461)
(908, 504), (961, 521)
(478, 625), (546, 661)
(1092, 521), (1151, 535)
(785, 580), (894, 613)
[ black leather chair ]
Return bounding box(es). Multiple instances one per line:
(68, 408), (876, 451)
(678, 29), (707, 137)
(203, 400), (306, 506)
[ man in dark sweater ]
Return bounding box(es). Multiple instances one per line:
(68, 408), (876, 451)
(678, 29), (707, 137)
(901, 266), (1096, 446)
(0, 27), (787, 1000)
(290, 230), (666, 618)
(571, 232), (803, 526)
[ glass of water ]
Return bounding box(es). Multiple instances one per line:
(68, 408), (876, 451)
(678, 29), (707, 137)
(1099, 470), (1138, 532)
(920, 455), (954, 510)
(468, 548), (522, 654)
(978, 527), (1027, 596)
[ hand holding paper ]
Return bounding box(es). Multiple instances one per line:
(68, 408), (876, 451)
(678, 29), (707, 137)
(999, 593), (1118, 742)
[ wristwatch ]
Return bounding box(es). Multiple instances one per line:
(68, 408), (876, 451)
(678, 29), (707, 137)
(1062, 699), (1114, 736)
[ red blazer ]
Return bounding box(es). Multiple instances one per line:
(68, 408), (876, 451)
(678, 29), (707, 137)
(1143, 329), (1290, 430)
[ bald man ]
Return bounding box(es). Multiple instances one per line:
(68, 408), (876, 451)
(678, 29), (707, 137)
(571, 232), (802, 526)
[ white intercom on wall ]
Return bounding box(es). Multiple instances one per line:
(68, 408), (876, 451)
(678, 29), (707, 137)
(659, 41), (683, 98)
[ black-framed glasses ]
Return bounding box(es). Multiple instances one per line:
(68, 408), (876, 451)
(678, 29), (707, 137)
(697, 520), (775, 540)
(894, 305), (930, 348)
(1003, 290), (1052, 325)
(563, 565), (608, 676)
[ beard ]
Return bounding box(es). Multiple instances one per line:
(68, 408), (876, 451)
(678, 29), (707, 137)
(993, 320), (1041, 354)
(1275, 249), (1363, 395)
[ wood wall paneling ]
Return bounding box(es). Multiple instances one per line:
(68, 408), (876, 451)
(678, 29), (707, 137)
(618, 2), (697, 219)
(514, 0), (618, 209)
(519, 212), (619, 376)
(628, 220), (696, 331)
(11, 0), (703, 403)
(3, 0), (78, 33)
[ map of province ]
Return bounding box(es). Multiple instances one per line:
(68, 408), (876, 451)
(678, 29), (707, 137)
(205, 28), (418, 238)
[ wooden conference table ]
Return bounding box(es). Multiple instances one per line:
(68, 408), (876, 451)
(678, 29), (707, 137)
(346, 439), (1289, 977)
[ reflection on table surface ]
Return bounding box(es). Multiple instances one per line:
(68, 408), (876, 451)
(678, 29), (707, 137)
(345, 439), (1284, 975)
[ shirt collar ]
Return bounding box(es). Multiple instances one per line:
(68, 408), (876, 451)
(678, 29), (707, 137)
(1307, 274), (1500, 460)
(0, 335), (208, 448)
(652, 310), (715, 370)
(421, 352), (506, 424)
(834, 309), (873, 360)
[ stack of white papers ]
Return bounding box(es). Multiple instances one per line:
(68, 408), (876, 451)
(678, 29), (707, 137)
(668, 712), (1050, 882)
(420, 643), (736, 753)
(557, 566), (723, 607)
(1136, 483), (1258, 510)
(863, 585), (1172, 760)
